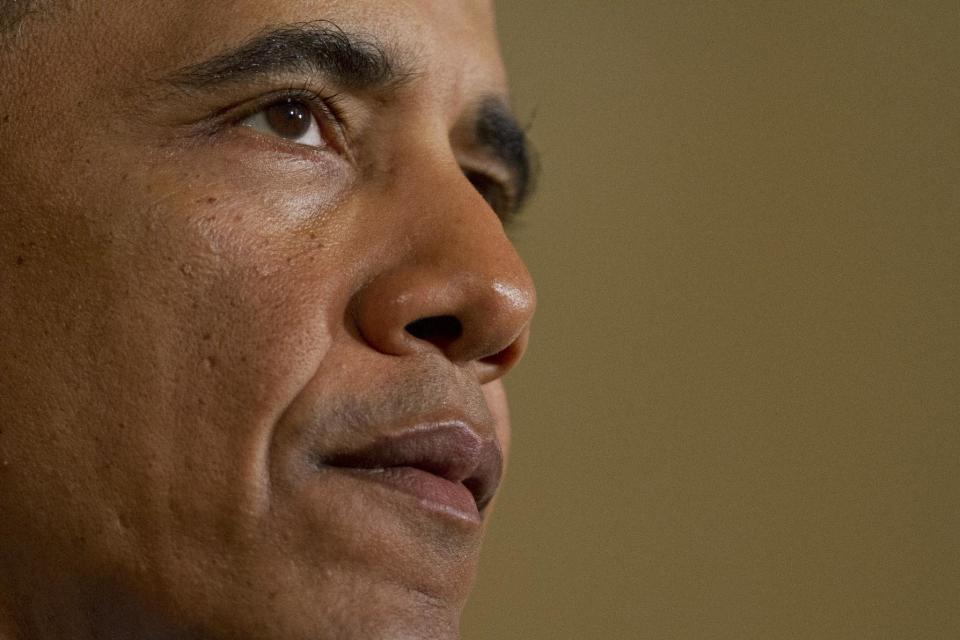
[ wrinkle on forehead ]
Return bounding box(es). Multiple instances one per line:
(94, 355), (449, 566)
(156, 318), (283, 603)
(149, 0), (505, 102)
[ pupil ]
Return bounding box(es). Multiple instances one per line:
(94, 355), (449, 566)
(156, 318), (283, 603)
(265, 100), (311, 139)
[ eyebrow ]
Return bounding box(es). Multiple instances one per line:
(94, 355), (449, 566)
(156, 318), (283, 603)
(164, 21), (409, 92)
(474, 99), (536, 214)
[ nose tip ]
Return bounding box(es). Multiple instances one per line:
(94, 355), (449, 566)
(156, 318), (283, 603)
(355, 264), (536, 382)
(432, 278), (535, 369)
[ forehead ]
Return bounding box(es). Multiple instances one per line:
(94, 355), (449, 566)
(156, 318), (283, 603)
(46, 0), (507, 105)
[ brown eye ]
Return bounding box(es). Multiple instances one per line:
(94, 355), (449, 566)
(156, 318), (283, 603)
(242, 98), (324, 147)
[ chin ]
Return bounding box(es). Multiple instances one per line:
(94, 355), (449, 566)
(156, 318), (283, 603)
(82, 560), (467, 640)
(75, 496), (482, 640)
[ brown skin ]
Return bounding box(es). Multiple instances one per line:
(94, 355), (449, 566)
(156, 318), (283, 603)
(0, 1), (534, 639)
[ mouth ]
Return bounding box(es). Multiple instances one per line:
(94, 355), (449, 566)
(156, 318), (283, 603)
(316, 421), (503, 524)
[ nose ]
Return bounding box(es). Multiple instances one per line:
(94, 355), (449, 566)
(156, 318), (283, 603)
(353, 167), (536, 384)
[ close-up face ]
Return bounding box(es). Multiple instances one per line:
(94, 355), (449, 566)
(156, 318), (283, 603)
(0, 1), (535, 638)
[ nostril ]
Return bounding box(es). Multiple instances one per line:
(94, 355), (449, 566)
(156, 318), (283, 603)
(405, 315), (463, 350)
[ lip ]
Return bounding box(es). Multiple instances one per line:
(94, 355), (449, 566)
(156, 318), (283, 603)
(318, 421), (502, 523)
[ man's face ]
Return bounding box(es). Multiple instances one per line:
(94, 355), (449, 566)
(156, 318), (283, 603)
(0, 1), (534, 638)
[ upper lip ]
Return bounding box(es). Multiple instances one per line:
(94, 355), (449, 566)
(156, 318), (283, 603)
(320, 421), (503, 512)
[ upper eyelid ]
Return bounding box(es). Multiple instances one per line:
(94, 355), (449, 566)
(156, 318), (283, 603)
(229, 88), (341, 126)
(171, 80), (344, 135)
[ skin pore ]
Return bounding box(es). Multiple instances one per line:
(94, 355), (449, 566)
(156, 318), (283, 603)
(0, 2), (534, 639)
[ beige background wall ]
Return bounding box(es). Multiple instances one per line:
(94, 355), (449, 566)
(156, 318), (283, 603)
(462, 3), (959, 639)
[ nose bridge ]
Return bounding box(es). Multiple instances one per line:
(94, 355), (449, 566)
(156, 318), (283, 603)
(353, 153), (536, 381)
(413, 167), (528, 295)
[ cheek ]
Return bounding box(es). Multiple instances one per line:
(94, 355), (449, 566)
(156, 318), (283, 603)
(108, 154), (358, 390)
(0, 162), (360, 569)
(109, 190), (352, 487)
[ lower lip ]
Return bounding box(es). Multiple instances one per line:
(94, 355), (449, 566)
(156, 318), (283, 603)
(338, 466), (481, 524)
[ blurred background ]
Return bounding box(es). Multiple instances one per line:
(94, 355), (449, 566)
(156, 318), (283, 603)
(462, 3), (959, 639)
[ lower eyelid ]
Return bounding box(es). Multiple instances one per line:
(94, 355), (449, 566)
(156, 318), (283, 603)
(222, 125), (340, 165)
